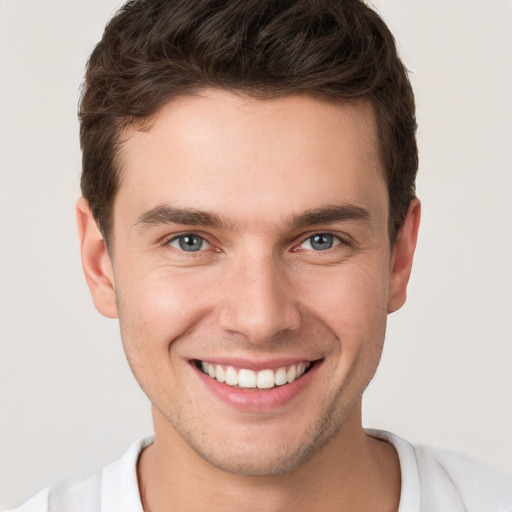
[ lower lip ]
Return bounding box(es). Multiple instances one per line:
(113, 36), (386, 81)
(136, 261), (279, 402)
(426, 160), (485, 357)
(193, 362), (320, 411)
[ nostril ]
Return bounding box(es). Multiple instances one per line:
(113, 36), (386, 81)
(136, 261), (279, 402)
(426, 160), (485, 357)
(216, 269), (301, 342)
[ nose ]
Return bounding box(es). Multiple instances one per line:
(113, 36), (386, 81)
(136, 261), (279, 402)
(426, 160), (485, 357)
(217, 251), (301, 344)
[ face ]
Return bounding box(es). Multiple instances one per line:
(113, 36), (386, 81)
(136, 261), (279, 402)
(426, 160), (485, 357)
(78, 90), (419, 475)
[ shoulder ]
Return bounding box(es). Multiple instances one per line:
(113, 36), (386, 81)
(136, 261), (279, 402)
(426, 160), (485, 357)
(3, 436), (152, 512)
(2, 474), (101, 512)
(414, 444), (512, 512)
(2, 488), (49, 512)
(367, 429), (512, 512)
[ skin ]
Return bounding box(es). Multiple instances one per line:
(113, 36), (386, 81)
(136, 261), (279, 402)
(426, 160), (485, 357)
(77, 90), (420, 511)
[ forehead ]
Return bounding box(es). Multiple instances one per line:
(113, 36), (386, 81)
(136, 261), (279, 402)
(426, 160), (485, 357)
(114, 90), (386, 229)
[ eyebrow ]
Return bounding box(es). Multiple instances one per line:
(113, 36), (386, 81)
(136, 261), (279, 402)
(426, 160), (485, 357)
(134, 205), (234, 231)
(289, 204), (371, 228)
(134, 203), (371, 231)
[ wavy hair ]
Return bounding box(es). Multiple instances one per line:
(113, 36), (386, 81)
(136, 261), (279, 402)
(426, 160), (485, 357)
(79, 0), (417, 243)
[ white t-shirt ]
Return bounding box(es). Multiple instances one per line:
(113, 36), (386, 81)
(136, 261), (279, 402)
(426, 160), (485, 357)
(6, 430), (512, 512)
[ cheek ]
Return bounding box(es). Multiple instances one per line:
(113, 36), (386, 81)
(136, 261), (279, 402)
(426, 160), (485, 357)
(299, 261), (389, 333)
(115, 264), (217, 356)
(114, 266), (220, 404)
(295, 259), (390, 379)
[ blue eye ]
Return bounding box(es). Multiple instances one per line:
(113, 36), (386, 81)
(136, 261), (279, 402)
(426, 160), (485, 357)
(301, 233), (340, 251)
(169, 234), (207, 252)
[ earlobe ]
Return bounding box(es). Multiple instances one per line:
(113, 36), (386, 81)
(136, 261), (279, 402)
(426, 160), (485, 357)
(76, 197), (118, 319)
(387, 198), (421, 314)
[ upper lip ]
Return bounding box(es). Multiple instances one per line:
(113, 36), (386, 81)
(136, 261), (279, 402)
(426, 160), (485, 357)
(191, 357), (321, 371)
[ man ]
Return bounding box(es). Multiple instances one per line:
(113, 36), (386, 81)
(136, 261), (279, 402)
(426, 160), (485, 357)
(7, 0), (512, 511)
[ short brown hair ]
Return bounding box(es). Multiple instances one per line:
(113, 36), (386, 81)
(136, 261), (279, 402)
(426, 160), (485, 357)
(79, 0), (417, 243)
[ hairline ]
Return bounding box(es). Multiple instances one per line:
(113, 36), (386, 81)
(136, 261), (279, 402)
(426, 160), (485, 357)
(96, 89), (410, 253)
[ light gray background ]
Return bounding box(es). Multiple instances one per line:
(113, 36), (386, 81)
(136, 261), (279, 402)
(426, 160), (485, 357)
(1, 0), (511, 508)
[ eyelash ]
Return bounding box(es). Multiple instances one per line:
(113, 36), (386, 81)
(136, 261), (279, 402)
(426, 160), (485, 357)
(163, 231), (347, 254)
(293, 232), (346, 252)
(164, 232), (216, 253)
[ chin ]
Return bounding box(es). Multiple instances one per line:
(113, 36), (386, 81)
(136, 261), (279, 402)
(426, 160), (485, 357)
(195, 441), (315, 476)
(180, 410), (342, 477)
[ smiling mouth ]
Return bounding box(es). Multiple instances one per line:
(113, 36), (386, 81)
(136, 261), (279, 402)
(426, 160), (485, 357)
(194, 360), (315, 390)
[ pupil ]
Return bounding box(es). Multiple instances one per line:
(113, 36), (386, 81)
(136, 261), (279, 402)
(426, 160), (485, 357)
(179, 235), (202, 251)
(311, 234), (333, 250)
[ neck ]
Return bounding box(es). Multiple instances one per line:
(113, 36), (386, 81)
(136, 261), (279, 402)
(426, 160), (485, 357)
(137, 404), (401, 512)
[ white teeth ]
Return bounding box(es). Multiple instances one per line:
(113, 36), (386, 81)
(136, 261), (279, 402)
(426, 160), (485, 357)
(239, 369), (257, 388)
(257, 369), (275, 389)
(215, 364), (225, 383)
(225, 366), (238, 386)
(286, 365), (297, 383)
(275, 367), (287, 386)
(199, 361), (311, 389)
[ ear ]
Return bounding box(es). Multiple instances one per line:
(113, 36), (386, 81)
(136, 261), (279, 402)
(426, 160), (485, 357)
(76, 197), (118, 319)
(387, 198), (421, 313)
